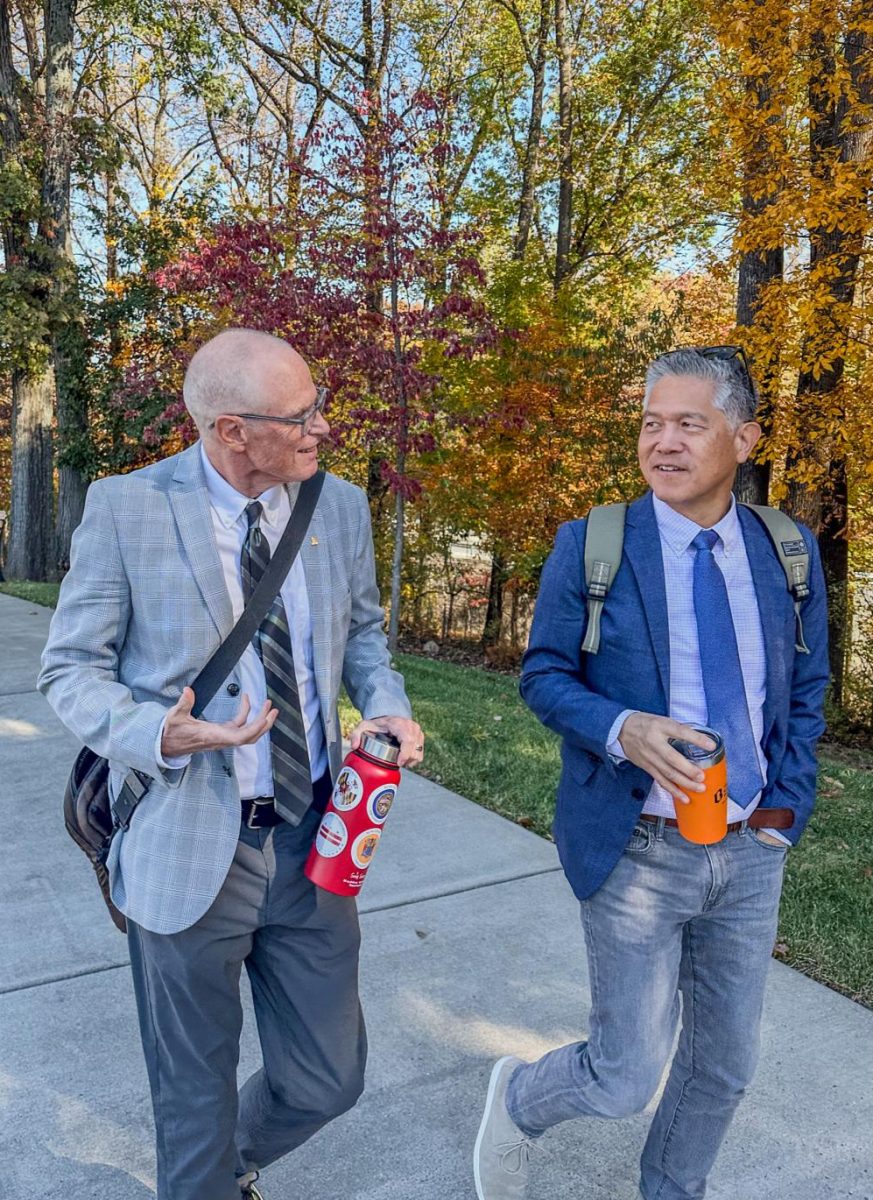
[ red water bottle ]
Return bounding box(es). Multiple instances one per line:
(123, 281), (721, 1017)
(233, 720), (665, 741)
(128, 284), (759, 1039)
(305, 733), (401, 896)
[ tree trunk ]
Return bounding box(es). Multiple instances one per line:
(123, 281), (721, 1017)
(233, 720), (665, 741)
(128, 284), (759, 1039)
(733, 12), (785, 508)
(360, 0), (389, 499)
(481, 550), (505, 648)
(1, 2), (55, 579)
(733, 457), (770, 508)
(386, 178), (407, 656)
(43, 0), (87, 571)
(735, 236), (781, 505)
(785, 18), (873, 706)
(443, 589), (455, 641)
(410, 517), (425, 633)
(514, 0), (550, 261)
(7, 371), (55, 580)
(819, 460), (850, 700)
(388, 483), (404, 655)
(787, 363), (847, 700)
(553, 0), (573, 289)
(54, 324), (89, 571)
(361, 0), (387, 318)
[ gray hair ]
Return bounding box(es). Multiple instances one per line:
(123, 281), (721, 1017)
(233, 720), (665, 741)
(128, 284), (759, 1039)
(183, 328), (288, 432)
(643, 349), (758, 427)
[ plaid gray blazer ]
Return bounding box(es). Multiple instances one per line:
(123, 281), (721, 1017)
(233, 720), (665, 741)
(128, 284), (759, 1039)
(38, 443), (411, 933)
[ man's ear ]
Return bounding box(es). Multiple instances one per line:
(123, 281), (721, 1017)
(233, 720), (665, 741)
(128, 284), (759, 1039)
(212, 415), (248, 453)
(735, 420), (762, 464)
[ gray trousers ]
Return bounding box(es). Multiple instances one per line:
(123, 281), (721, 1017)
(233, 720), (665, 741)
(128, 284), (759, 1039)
(127, 804), (367, 1200)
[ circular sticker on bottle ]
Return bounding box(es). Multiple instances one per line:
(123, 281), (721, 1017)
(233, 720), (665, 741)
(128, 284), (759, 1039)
(367, 785), (396, 825)
(315, 811), (348, 858)
(332, 767), (364, 811)
(351, 828), (382, 869)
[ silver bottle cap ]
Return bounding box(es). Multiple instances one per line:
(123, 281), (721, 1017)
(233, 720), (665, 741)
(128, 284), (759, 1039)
(668, 725), (724, 768)
(359, 732), (401, 765)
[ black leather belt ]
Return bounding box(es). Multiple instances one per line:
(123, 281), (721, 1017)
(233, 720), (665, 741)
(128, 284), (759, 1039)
(240, 771), (333, 830)
(640, 807), (794, 833)
(241, 796), (283, 829)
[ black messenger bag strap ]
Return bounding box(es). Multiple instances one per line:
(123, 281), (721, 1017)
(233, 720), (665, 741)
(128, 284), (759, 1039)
(112, 469), (326, 831)
(189, 470), (325, 717)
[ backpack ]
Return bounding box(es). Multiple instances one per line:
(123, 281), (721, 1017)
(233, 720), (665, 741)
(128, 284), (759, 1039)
(580, 501), (812, 656)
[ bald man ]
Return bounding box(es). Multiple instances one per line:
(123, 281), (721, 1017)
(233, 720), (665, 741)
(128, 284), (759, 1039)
(39, 329), (423, 1200)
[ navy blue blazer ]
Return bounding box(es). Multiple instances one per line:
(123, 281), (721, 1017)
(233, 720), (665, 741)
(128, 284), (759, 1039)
(520, 491), (830, 901)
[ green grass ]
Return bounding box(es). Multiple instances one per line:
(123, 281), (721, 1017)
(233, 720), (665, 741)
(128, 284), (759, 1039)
(0, 580), (61, 607)
(343, 652), (873, 1009)
(340, 653), (561, 836)
(778, 766), (873, 1007)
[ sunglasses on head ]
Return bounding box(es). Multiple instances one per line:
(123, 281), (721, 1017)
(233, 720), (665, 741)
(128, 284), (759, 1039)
(655, 344), (755, 398)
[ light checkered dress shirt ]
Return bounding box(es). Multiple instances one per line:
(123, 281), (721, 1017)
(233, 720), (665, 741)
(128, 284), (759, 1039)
(607, 494), (771, 824)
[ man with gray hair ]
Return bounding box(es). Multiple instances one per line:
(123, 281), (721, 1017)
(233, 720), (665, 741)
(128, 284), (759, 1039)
(474, 346), (829, 1199)
(40, 328), (424, 1200)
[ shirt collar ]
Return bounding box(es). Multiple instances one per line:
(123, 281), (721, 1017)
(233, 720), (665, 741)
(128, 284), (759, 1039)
(199, 442), (286, 530)
(652, 492), (741, 557)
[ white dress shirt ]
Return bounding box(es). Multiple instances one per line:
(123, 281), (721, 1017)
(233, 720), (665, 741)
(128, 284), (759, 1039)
(607, 494), (781, 831)
(157, 445), (327, 795)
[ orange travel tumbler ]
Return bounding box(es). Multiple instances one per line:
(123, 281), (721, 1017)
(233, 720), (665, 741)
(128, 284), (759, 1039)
(668, 725), (728, 844)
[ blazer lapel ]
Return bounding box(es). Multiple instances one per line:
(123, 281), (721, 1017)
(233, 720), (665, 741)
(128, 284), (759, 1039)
(170, 444), (234, 640)
(623, 492), (671, 701)
(738, 504), (786, 746)
(295, 485), (333, 708)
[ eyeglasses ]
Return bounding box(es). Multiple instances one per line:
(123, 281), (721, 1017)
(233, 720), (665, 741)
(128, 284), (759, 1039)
(221, 386), (328, 435)
(655, 345), (755, 400)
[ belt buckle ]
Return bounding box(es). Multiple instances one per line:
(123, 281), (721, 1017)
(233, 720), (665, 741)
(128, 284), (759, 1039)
(246, 798), (274, 830)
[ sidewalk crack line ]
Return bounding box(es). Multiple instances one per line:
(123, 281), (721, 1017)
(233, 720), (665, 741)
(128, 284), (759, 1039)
(360, 865), (563, 914)
(0, 959), (130, 997)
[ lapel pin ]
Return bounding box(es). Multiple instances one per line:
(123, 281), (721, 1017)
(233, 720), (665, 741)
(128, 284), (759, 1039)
(310, 536), (319, 545)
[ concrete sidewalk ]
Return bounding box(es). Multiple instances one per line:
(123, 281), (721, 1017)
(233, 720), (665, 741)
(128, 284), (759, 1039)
(1, 589), (871, 1200)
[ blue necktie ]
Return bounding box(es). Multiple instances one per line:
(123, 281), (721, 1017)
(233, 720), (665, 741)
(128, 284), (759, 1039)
(692, 529), (764, 807)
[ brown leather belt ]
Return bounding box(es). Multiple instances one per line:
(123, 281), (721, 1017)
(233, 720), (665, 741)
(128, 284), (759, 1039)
(640, 807), (794, 833)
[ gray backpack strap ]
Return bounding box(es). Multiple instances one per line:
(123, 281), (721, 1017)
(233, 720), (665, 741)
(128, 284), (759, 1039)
(581, 502), (627, 655)
(742, 503), (811, 654)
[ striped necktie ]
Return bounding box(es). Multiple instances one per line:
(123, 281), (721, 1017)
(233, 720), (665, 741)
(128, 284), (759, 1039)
(692, 529), (764, 807)
(241, 500), (313, 824)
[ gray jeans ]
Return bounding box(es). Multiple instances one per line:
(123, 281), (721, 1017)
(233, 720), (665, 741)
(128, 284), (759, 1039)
(506, 818), (788, 1200)
(127, 805), (367, 1200)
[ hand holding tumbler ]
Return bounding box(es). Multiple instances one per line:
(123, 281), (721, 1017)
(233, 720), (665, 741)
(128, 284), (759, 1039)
(668, 725), (728, 844)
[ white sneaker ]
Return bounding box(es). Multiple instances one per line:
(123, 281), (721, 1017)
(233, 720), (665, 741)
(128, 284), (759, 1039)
(473, 1056), (540, 1199)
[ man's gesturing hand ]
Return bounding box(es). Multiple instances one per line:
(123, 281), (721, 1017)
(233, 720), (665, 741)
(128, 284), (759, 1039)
(161, 687), (279, 759)
(350, 715), (425, 768)
(618, 713), (717, 805)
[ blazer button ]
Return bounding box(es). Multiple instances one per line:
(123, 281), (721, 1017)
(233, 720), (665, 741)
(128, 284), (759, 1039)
(227, 682), (240, 697)
(632, 787), (646, 800)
